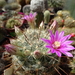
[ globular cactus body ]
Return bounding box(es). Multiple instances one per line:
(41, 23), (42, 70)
(53, 16), (63, 27)
(64, 17), (75, 27)
(44, 10), (50, 24)
(6, 18), (21, 29)
(57, 10), (70, 19)
(22, 5), (30, 14)
(7, 27), (60, 75)
(30, 0), (46, 12)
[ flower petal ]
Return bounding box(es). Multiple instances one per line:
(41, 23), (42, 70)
(60, 35), (71, 42)
(45, 45), (52, 48)
(59, 31), (64, 37)
(47, 50), (51, 53)
(41, 38), (51, 44)
(49, 30), (54, 42)
(62, 41), (73, 45)
(63, 52), (73, 57)
(55, 51), (61, 57)
(41, 30), (74, 57)
(58, 31), (64, 40)
(51, 49), (55, 53)
(54, 30), (59, 41)
(60, 44), (75, 50)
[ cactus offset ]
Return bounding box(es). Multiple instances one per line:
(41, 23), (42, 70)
(44, 10), (50, 24)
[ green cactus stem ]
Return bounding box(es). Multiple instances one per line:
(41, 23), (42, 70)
(35, 12), (44, 28)
(44, 10), (50, 25)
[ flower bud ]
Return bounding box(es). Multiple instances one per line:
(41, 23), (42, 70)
(33, 50), (42, 58)
(4, 44), (17, 55)
(39, 21), (44, 30)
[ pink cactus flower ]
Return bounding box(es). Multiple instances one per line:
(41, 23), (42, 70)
(22, 12), (37, 28)
(41, 30), (75, 57)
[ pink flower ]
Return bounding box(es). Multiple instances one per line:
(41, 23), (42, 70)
(41, 30), (75, 57)
(21, 12), (37, 28)
(18, 12), (24, 15)
(4, 44), (17, 55)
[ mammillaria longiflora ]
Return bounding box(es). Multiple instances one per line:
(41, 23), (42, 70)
(4, 21), (75, 75)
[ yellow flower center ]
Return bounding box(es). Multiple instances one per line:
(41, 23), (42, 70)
(54, 41), (60, 48)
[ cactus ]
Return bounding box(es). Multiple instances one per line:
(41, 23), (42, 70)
(5, 18), (22, 29)
(4, 20), (75, 75)
(58, 27), (75, 46)
(35, 12), (44, 28)
(3, 4), (12, 11)
(22, 5), (30, 14)
(62, 10), (70, 19)
(10, 3), (21, 11)
(48, 0), (64, 12)
(57, 10), (62, 17)
(6, 0), (17, 3)
(3, 3), (21, 11)
(4, 24), (75, 75)
(53, 16), (63, 27)
(57, 10), (71, 19)
(30, 0), (47, 12)
(0, 0), (6, 9)
(44, 10), (50, 24)
(30, 0), (47, 28)
(64, 17), (75, 28)
(4, 26), (60, 75)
